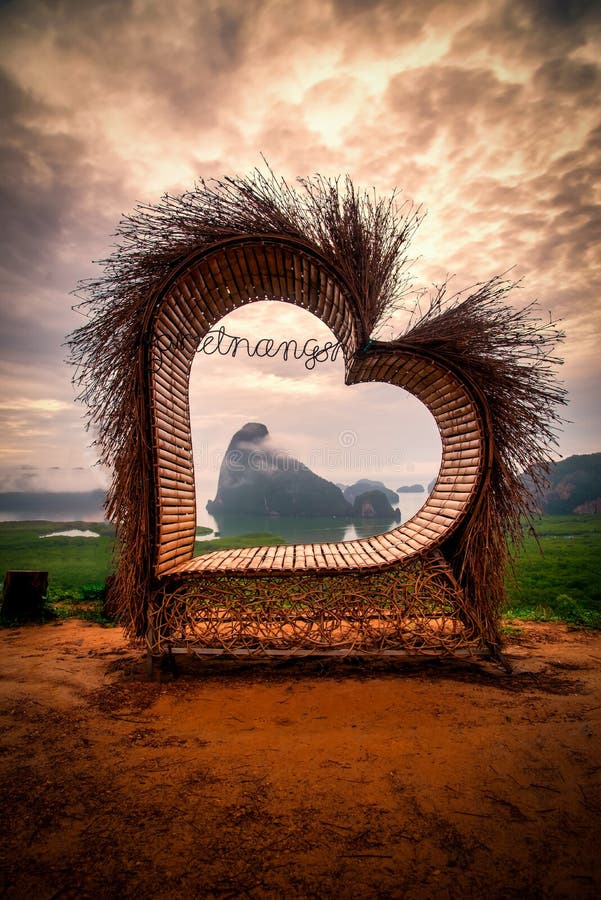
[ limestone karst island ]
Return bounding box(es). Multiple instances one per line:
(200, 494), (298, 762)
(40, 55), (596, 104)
(206, 422), (401, 522)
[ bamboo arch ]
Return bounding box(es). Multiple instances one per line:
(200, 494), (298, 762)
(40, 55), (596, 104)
(68, 168), (565, 665)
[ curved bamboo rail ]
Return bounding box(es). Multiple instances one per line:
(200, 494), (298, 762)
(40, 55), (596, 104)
(148, 237), (487, 579)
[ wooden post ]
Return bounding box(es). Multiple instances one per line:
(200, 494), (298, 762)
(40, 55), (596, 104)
(145, 618), (160, 678)
(2, 570), (49, 621)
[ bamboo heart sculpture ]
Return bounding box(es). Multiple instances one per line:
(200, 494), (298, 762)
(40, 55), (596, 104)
(68, 167), (565, 663)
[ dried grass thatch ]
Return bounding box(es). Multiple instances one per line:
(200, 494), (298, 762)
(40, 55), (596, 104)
(67, 167), (565, 649)
(391, 276), (566, 637)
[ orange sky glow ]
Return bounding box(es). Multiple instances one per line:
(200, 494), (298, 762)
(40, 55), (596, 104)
(0, 0), (599, 502)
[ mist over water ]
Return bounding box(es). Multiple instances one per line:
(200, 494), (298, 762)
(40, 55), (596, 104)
(0, 490), (106, 522)
(197, 492), (429, 544)
(0, 484), (429, 537)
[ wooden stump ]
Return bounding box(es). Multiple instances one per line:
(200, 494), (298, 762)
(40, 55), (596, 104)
(1, 570), (49, 621)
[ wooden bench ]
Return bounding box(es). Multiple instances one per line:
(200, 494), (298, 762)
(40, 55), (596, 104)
(143, 236), (490, 660)
(68, 173), (564, 672)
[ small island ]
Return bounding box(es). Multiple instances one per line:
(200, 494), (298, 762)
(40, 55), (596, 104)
(343, 479), (399, 505)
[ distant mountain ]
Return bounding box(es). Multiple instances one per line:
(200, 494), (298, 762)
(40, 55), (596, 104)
(396, 484), (425, 494)
(523, 453), (601, 514)
(343, 480), (399, 505)
(207, 423), (353, 517)
(207, 424), (408, 520)
(0, 489), (106, 520)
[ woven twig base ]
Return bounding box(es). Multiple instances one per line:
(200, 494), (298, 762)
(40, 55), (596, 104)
(147, 551), (485, 658)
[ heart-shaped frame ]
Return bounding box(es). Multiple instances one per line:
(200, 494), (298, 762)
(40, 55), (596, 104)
(149, 237), (488, 581)
(68, 169), (564, 659)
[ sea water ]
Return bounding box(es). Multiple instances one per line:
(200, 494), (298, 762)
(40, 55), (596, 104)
(196, 493), (428, 544)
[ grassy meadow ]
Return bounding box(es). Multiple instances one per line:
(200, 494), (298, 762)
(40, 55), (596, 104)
(505, 514), (601, 627)
(0, 515), (599, 627)
(0, 520), (116, 621)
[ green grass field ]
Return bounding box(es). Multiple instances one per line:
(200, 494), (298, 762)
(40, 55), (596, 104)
(0, 521), (115, 595)
(0, 521), (116, 621)
(505, 514), (601, 627)
(1, 516), (599, 626)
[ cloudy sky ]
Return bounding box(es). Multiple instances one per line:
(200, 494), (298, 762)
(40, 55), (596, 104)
(1, 0), (599, 509)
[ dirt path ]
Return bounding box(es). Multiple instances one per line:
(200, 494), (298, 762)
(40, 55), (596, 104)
(1, 620), (600, 898)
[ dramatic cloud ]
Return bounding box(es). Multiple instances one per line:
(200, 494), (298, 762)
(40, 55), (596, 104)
(0, 0), (599, 500)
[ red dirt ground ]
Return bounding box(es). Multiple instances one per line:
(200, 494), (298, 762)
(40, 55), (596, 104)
(1, 619), (600, 898)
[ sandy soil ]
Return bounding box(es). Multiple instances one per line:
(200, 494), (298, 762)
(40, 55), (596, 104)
(1, 620), (600, 899)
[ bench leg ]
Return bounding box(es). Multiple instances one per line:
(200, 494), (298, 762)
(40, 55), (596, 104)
(486, 641), (513, 674)
(146, 618), (161, 678)
(146, 652), (160, 678)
